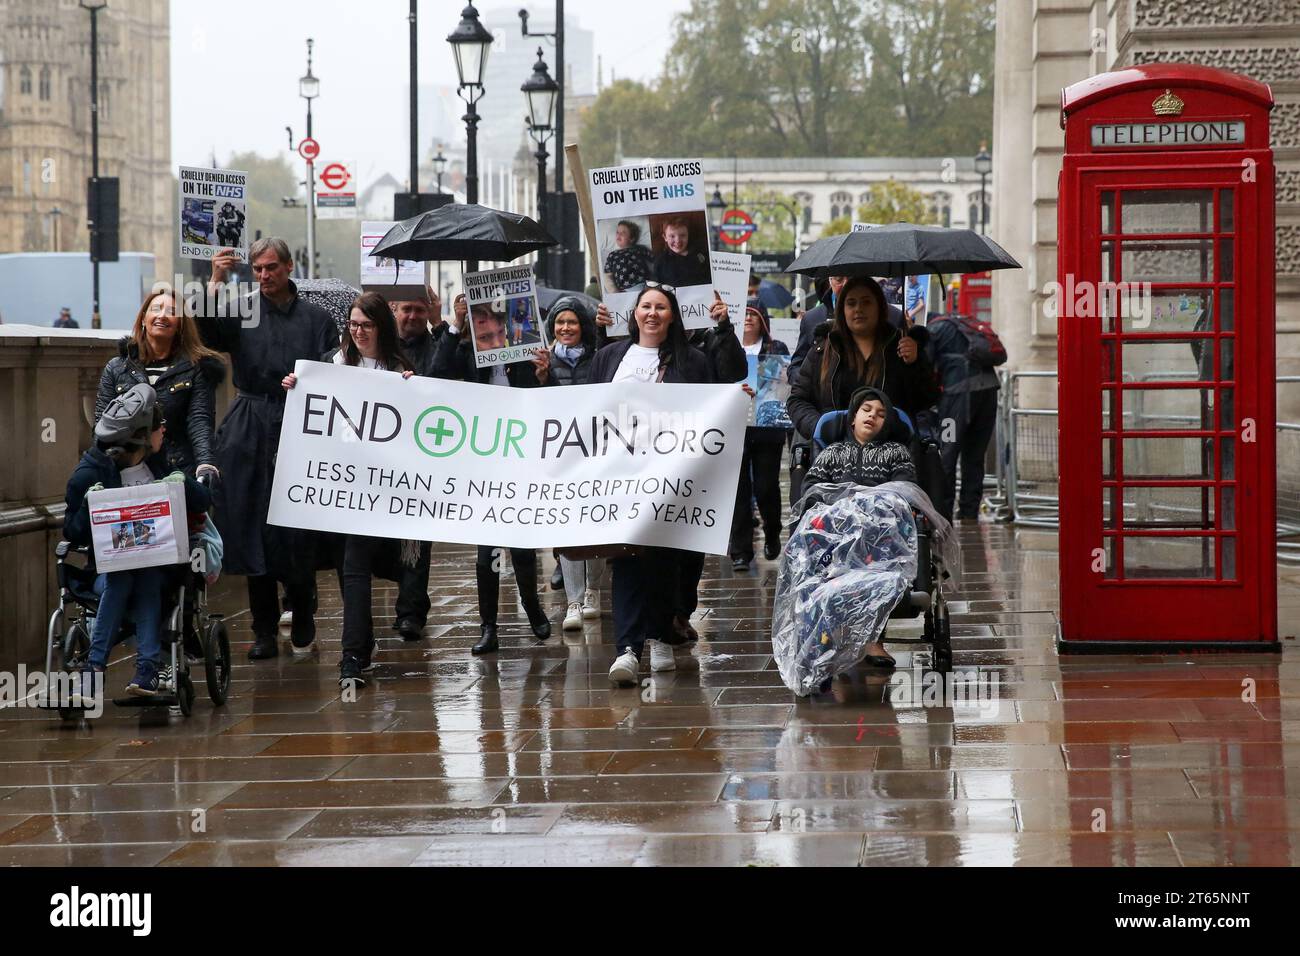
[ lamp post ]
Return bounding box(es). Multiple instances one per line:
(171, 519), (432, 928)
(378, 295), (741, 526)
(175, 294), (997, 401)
(448, 3), (493, 271)
(519, 2), (564, 193)
(432, 144), (448, 300)
(974, 142), (992, 235)
(522, 47), (557, 279)
(707, 187), (726, 250)
(299, 39), (320, 279)
(80, 0), (107, 328)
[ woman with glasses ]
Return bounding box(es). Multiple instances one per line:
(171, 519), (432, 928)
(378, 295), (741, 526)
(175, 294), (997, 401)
(282, 292), (417, 690)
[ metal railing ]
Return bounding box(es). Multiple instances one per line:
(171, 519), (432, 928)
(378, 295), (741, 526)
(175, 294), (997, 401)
(990, 369), (1300, 559)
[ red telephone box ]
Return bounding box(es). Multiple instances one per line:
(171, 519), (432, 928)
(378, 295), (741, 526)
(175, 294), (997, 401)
(1057, 64), (1278, 651)
(956, 272), (993, 324)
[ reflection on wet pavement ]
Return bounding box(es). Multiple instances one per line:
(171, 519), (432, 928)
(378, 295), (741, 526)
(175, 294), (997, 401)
(2, 522), (1297, 866)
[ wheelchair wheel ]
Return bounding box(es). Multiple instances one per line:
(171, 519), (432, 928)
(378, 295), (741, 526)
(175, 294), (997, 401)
(932, 600), (952, 674)
(176, 671), (195, 717)
(203, 619), (231, 705)
(61, 621), (91, 672)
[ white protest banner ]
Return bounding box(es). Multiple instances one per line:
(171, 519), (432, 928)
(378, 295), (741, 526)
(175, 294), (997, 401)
(464, 265), (547, 368)
(361, 221), (427, 302)
(268, 361), (748, 554)
(316, 161), (357, 220)
(588, 159), (713, 335)
(88, 483), (189, 573)
(179, 165), (249, 261)
(711, 251), (751, 325)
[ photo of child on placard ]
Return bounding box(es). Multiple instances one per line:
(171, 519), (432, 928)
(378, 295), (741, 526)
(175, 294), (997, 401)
(599, 217), (654, 293)
(648, 211), (712, 289)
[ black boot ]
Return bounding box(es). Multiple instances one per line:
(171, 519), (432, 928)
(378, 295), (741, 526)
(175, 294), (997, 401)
(523, 599), (552, 640)
(248, 632), (278, 660)
(472, 624), (499, 655)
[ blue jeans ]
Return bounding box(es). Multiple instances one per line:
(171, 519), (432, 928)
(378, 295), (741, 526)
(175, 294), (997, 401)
(89, 568), (165, 671)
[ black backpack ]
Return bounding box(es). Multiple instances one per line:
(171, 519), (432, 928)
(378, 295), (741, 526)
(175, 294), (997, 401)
(945, 315), (1007, 369)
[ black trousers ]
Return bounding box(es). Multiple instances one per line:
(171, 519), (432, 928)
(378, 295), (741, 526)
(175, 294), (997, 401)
(938, 387), (999, 521)
(394, 541), (432, 625)
(611, 548), (678, 657)
(475, 545), (539, 626)
(674, 550), (705, 620)
(248, 571), (315, 642)
(729, 437), (784, 561)
(340, 534), (388, 663)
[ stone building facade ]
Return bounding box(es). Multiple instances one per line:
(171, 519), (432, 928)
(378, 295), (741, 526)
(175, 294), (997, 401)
(992, 0), (1300, 380)
(0, 0), (171, 277)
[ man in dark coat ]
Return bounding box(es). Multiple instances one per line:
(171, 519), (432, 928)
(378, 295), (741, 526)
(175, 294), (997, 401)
(200, 237), (339, 660)
(392, 286), (447, 378)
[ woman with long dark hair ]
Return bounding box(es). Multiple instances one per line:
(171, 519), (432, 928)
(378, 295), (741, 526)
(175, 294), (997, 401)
(787, 275), (938, 442)
(282, 292), (416, 689)
(96, 288), (226, 478)
(589, 285), (727, 684)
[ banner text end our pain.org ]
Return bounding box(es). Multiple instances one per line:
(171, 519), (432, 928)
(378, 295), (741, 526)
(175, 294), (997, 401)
(268, 362), (748, 555)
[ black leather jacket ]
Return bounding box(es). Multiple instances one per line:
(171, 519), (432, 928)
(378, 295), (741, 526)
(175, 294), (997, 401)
(95, 338), (225, 475)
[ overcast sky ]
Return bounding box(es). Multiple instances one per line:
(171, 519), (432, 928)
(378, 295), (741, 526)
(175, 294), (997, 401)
(170, 0), (691, 186)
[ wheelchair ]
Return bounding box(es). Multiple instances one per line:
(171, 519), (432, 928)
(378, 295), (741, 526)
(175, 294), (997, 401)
(43, 535), (232, 722)
(788, 407), (954, 676)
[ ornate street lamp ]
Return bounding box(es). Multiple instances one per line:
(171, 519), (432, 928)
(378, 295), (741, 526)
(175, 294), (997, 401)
(974, 142), (992, 235)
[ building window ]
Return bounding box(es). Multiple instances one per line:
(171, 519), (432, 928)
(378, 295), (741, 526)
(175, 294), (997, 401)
(20, 66), (31, 95)
(968, 190), (991, 230)
(829, 190), (854, 221)
(38, 67), (50, 101)
(23, 160), (32, 195)
(929, 191), (952, 228)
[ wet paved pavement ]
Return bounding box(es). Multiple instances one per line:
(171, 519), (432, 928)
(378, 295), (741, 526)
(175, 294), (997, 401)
(3, 521), (1298, 866)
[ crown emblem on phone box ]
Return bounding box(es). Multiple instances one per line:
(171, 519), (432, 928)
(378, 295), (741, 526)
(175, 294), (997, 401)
(1152, 89), (1185, 116)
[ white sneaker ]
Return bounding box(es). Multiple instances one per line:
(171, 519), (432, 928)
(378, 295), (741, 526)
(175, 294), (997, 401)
(608, 650), (639, 685)
(648, 638), (676, 672)
(562, 602), (584, 631)
(290, 639), (316, 658)
(582, 589), (599, 619)
(279, 610), (293, 627)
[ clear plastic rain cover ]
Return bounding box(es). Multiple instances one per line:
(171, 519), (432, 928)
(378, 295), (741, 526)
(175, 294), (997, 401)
(772, 481), (956, 697)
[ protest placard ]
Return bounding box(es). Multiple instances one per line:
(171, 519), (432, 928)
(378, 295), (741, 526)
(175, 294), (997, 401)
(178, 165), (249, 261)
(754, 354), (794, 429)
(588, 159), (713, 335)
(87, 483), (189, 573)
(360, 221), (428, 302)
(267, 360), (748, 554)
(710, 251), (751, 325)
(464, 265), (547, 368)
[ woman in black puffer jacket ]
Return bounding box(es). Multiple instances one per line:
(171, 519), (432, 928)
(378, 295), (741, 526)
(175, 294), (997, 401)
(536, 294), (600, 387)
(95, 288), (226, 478)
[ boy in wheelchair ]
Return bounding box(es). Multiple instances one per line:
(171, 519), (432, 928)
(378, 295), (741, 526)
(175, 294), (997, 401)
(62, 384), (211, 699)
(774, 387), (955, 695)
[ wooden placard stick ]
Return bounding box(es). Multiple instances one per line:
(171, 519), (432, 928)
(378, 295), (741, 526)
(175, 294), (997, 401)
(564, 142), (601, 280)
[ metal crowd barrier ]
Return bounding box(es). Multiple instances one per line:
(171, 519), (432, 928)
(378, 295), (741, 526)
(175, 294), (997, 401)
(990, 370), (1300, 560)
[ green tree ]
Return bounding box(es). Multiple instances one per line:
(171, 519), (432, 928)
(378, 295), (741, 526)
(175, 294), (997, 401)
(576, 80), (674, 168)
(860, 0), (996, 156)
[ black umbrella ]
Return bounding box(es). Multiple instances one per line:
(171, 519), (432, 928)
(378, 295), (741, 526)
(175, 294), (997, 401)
(787, 224), (1020, 280)
(370, 203), (558, 263)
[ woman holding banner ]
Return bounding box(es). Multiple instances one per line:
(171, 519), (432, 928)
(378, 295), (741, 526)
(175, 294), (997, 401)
(589, 284), (731, 684)
(433, 294), (553, 656)
(730, 303), (792, 570)
(533, 295), (605, 630)
(281, 292), (416, 690)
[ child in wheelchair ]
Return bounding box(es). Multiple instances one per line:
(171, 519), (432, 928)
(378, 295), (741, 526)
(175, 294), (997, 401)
(62, 384), (212, 700)
(773, 387), (956, 696)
